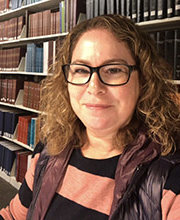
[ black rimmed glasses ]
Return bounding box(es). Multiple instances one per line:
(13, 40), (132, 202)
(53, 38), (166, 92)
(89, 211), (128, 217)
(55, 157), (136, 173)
(62, 63), (138, 86)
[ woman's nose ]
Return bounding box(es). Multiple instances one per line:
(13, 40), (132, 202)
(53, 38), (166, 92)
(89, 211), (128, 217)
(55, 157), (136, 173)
(87, 72), (106, 95)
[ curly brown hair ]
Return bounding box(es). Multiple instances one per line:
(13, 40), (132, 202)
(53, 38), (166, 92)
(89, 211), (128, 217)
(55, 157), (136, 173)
(40, 14), (180, 156)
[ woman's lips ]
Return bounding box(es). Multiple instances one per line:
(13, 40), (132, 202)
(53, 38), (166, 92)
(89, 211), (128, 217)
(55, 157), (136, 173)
(84, 103), (112, 110)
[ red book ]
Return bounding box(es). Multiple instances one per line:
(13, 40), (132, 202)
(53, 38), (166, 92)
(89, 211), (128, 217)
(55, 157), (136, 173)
(11, 79), (24, 104)
(17, 116), (23, 142)
(17, 115), (34, 144)
(43, 10), (51, 36)
(23, 81), (29, 107)
(6, 0), (10, 9)
(1, 79), (8, 102)
(7, 79), (13, 104)
(16, 151), (31, 183)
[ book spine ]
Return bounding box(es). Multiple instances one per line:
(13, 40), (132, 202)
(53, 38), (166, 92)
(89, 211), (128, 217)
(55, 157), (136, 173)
(174, 29), (180, 80)
(175, 0), (180, 16)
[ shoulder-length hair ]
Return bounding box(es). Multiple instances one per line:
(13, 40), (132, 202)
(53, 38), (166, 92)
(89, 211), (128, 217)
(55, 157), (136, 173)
(40, 14), (180, 156)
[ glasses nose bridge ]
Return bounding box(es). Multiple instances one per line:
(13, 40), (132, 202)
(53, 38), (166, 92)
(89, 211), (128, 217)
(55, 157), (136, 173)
(88, 66), (102, 83)
(90, 66), (101, 75)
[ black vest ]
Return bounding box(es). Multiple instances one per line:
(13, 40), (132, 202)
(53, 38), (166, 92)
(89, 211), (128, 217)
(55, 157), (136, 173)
(111, 153), (180, 220)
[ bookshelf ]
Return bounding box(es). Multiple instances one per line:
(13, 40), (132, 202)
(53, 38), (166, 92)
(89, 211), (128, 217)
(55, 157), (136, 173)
(0, 0), (179, 188)
(138, 16), (180, 31)
(0, 32), (67, 49)
(0, 0), (61, 22)
(0, 0), (65, 186)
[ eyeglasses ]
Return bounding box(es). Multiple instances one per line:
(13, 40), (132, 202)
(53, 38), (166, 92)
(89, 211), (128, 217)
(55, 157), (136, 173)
(62, 63), (138, 86)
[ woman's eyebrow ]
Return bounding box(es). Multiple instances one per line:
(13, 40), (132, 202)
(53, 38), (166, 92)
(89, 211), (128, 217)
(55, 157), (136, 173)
(71, 58), (128, 65)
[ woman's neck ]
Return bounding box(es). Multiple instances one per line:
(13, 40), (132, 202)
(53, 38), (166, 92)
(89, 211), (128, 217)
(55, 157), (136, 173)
(81, 129), (122, 159)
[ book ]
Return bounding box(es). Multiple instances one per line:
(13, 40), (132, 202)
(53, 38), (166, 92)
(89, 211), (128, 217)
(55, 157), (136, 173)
(23, 81), (30, 108)
(11, 78), (24, 104)
(25, 43), (36, 72)
(143, 0), (150, 21)
(174, 29), (180, 80)
(17, 115), (35, 144)
(0, 108), (7, 136)
(136, 0), (144, 22)
(121, 0), (126, 16)
(156, 31), (165, 58)
(1, 140), (22, 176)
(175, 0), (180, 16)
(165, 30), (175, 74)
(4, 110), (26, 138)
(1, 79), (8, 102)
(167, 0), (175, 17)
(16, 150), (32, 183)
(150, 0), (157, 20)
(99, 0), (105, 15)
(60, 0), (65, 33)
(35, 44), (43, 73)
(126, 0), (132, 19)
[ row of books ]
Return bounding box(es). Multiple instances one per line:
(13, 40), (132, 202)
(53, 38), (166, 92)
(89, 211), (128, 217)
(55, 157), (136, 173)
(150, 29), (180, 80)
(25, 41), (56, 73)
(86, 0), (180, 22)
(0, 0), (42, 13)
(0, 108), (40, 147)
(23, 81), (40, 110)
(0, 107), (28, 138)
(0, 78), (24, 104)
(28, 9), (61, 37)
(17, 114), (40, 148)
(0, 40), (57, 72)
(0, 78), (41, 110)
(26, 43), (43, 73)
(0, 139), (32, 183)
(0, 47), (25, 71)
(0, 16), (25, 41)
(28, 0), (86, 37)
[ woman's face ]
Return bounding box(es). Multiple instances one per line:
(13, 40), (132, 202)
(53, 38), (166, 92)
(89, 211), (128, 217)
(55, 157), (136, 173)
(68, 29), (139, 136)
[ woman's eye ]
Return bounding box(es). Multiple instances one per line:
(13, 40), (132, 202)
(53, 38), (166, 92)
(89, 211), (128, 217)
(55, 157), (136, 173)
(74, 69), (89, 74)
(107, 68), (122, 74)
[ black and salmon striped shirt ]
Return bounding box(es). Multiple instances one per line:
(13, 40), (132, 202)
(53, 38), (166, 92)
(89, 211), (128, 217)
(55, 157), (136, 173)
(0, 148), (180, 220)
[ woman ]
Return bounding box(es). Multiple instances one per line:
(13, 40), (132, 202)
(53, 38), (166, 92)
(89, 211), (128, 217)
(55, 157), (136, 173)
(0, 14), (180, 220)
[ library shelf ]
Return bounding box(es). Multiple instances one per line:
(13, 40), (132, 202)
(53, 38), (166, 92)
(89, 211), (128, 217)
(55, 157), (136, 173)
(0, 71), (49, 76)
(0, 102), (41, 114)
(0, 33), (68, 49)
(1, 135), (34, 152)
(138, 16), (180, 32)
(0, 169), (21, 189)
(173, 80), (180, 85)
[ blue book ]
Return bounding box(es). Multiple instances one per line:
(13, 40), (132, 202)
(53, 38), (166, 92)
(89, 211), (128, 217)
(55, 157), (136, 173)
(26, 44), (32, 72)
(1, 141), (22, 176)
(4, 110), (26, 138)
(0, 143), (5, 170)
(35, 44), (43, 73)
(4, 112), (12, 138)
(11, 0), (19, 9)
(31, 43), (36, 72)
(30, 118), (35, 148)
(0, 108), (7, 136)
(26, 43), (36, 72)
(18, 0), (23, 7)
